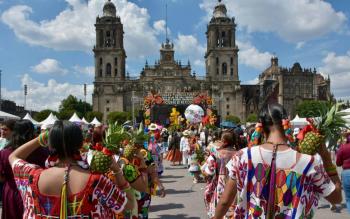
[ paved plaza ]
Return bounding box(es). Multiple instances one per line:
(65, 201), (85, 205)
(150, 161), (349, 219)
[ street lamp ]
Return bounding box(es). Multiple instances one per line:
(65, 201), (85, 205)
(24, 84), (28, 111)
(84, 83), (87, 115)
(131, 90), (137, 127)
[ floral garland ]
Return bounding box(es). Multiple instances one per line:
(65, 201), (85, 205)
(143, 92), (164, 126)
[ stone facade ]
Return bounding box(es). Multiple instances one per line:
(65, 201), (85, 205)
(242, 57), (331, 117)
(93, 0), (331, 122)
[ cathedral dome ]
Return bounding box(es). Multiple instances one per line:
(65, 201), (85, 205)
(213, 0), (228, 18)
(291, 62), (302, 73)
(103, 0), (116, 17)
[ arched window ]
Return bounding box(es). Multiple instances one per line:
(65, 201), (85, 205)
(99, 57), (103, 65)
(222, 63), (227, 75)
(106, 63), (111, 76)
(216, 57), (219, 65)
(114, 57), (118, 66)
(230, 57), (233, 65)
(230, 68), (234, 76)
(99, 30), (103, 47)
(115, 68), (118, 76)
(221, 31), (226, 47)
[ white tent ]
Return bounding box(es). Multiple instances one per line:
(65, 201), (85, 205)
(40, 113), (58, 129)
(23, 113), (40, 125)
(90, 117), (102, 126)
(291, 115), (308, 128)
(82, 117), (89, 124)
(343, 114), (350, 126)
(69, 112), (82, 123)
(0, 111), (20, 120)
(340, 108), (350, 114)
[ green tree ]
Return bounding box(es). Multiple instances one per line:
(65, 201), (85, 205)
(34, 109), (58, 122)
(107, 111), (131, 124)
(246, 113), (258, 123)
(86, 111), (103, 122)
(296, 100), (331, 117)
(58, 95), (92, 119)
(225, 115), (240, 124)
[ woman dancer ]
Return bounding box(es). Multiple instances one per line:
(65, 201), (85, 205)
(214, 103), (342, 218)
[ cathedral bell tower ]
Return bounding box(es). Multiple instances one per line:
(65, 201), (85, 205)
(93, 0), (126, 118)
(205, 0), (239, 82)
(93, 0), (126, 80)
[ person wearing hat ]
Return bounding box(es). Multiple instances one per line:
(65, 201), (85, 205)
(180, 130), (191, 167)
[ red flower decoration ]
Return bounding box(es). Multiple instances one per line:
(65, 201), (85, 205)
(94, 143), (103, 151)
(102, 147), (113, 156)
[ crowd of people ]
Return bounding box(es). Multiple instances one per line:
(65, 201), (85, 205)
(0, 103), (349, 218)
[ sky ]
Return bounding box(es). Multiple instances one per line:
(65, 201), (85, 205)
(0, 0), (349, 111)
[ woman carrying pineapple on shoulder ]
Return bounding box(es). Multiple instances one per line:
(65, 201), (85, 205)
(214, 103), (343, 219)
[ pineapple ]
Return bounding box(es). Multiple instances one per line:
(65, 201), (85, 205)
(123, 123), (149, 161)
(90, 123), (130, 173)
(90, 150), (112, 173)
(299, 103), (348, 155)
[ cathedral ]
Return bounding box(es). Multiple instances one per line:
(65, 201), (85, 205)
(93, 0), (331, 122)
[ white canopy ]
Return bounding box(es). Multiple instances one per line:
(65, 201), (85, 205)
(69, 112), (82, 123)
(340, 108), (350, 114)
(90, 117), (102, 126)
(0, 111), (20, 120)
(40, 113), (58, 129)
(23, 113), (40, 125)
(82, 117), (89, 124)
(291, 115), (308, 127)
(342, 114), (350, 126)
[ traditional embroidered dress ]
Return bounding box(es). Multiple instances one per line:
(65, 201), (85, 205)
(201, 148), (236, 218)
(12, 159), (127, 219)
(226, 146), (335, 218)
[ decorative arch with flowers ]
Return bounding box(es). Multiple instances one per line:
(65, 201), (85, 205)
(143, 91), (164, 126)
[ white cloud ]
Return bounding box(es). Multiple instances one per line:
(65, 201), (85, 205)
(153, 20), (171, 36)
(1, 0), (160, 58)
(319, 51), (350, 99)
(237, 41), (272, 70)
(200, 0), (347, 43)
(31, 58), (68, 75)
(243, 77), (258, 85)
(73, 65), (95, 77)
(174, 34), (205, 67)
(2, 74), (93, 112)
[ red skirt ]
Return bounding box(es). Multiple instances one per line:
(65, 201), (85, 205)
(166, 149), (182, 162)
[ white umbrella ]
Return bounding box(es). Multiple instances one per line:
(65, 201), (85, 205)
(23, 113), (40, 125)
(90, 117), (102, 126)
(69, 112), (82, 123)
(0, 110), (20, 120)
(184, 104), (204, 124)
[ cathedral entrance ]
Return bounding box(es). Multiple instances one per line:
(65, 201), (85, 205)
(142, 91), (216, 127)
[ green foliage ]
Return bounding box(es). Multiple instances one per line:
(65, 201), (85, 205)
(295, 100), (331, 118)
(107, 111), (131, 124)
(58, 95), (92, 119)
(246, 113), (258, 123)
(86, 111), (103, 122)
(225, 115), (240, 124)
(34, 109), (58, 122)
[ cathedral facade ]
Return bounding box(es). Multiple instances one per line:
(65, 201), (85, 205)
(93, 0), (330, 122)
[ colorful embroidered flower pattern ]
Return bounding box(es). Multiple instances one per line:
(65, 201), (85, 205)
(226, 147), (335, 218)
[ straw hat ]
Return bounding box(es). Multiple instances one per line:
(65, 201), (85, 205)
(182, 130), (191, 137)
(148, 123), (158, 131)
